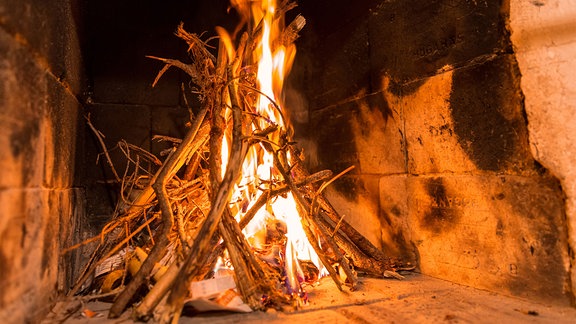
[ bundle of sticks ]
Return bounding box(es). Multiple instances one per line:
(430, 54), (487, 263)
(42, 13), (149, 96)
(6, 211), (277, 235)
(68, 3), (406, 323)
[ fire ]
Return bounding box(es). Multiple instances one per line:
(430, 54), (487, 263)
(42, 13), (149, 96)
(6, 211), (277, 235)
(219, 0), (324, 294)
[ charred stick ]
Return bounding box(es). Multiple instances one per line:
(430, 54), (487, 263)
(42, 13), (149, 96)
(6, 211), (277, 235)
(303, 167), (359, 287)
(317, 200), (391, 264)
(273, 150), (343, 291)
(287, 146), (392, 264)
(192, 34), (250, 284)
(309, 209), (358, 288)
(239, 170), (333, 229)
(200, 235), (226, 280)
(188, 170), (334, 285)
(307, 203), (358, 288)
(195, 170), (334, 286)
(73, 116), (210, 297)
(208, 97), (225, 192)
(218, 210), (264, 310)
(140, 40), (226, 320)
(162, 63), (247, 323)
(175, 23), (217, 64)
(277, 147), (358, 288)
(207, 36), (234, 192)
(225, 206), (289, 307)
(316, 215), (386, 276)
(319, 208), (398, 272)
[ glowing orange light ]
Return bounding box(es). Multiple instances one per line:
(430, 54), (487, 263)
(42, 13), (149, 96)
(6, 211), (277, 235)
(218, 0), (324, 290)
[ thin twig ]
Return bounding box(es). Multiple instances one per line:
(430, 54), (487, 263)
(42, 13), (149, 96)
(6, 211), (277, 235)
(86, 114), (121, 182)
(109, 108), (208, 318)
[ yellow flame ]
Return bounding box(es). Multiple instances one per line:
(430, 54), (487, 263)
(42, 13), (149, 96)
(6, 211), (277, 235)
(215, 26), (235, 62)
(220, 0), (323, 285)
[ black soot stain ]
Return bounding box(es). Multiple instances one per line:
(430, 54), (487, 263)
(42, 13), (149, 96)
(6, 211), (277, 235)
(449, 59), (520, 171)
(0, 246), (8, 285)
(421, 177), (459, 233)
(10, 122), (39, 158)
(386, 78), (427, 97)
(332, 176), (361, 201)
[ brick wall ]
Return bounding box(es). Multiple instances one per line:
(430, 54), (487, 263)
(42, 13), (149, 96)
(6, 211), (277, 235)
(0, 1), (86, 322)
(292, 0), (572, 305)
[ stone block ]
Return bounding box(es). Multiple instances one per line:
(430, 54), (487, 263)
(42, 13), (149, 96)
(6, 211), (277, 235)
(401, 55), (535, 174)
(297, 15), (371, 110)
(0, 0), (85, 95)
(0, 188), (83, 323)
(43, 71), (82, 189)
(56, 188), (90, 294)
(510, 0), (576, 296)
(368, 0), (508, 86)
(379, 173), (571, 304)
(0, 28), (47, 189)
(309, 92), (406, 175)
(378, 175), (417, 262)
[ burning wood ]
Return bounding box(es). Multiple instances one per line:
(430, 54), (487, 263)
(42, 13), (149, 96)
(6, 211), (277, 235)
(67, 0), (409, 322)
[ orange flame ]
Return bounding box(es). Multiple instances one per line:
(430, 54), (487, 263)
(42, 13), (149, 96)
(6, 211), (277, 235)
(219, 0), (325, 290)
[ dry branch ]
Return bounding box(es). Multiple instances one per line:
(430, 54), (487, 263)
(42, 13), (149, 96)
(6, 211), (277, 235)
(109, 108), (209, 318)
(160, 61), (247, 324)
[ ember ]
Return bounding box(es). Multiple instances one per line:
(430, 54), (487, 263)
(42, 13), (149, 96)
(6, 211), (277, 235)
(68, 0), (406, 321)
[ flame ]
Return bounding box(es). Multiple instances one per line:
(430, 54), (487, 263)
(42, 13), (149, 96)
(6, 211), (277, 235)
(218, 0), (323, 290)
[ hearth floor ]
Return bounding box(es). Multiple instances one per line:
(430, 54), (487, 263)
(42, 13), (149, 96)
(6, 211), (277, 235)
(62, 274), (576, 323)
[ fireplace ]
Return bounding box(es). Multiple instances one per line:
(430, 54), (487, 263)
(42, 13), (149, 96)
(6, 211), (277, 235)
(1, 0), (576, 322)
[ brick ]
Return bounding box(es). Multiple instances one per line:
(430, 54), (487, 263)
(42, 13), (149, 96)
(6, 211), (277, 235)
(309, 92), (406, 175)
(402, 55), (535, 174)
(0, 0), (85, 95)
(379, 173), (570, 304)
(368, 0), (509, 86)
(0, 188), (83, 323)
(0, 28), (47, 189)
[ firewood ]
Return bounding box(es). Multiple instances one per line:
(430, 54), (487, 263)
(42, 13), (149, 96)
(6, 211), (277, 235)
(160, 52), (248, 324)
(67, 3), (412, 320)
(273, 150), (344, 291)
(132, 258), (182, 321)
(239, 170), (333, 229)
(109, 108), (209, 318)
(287, 146), (400, 272)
